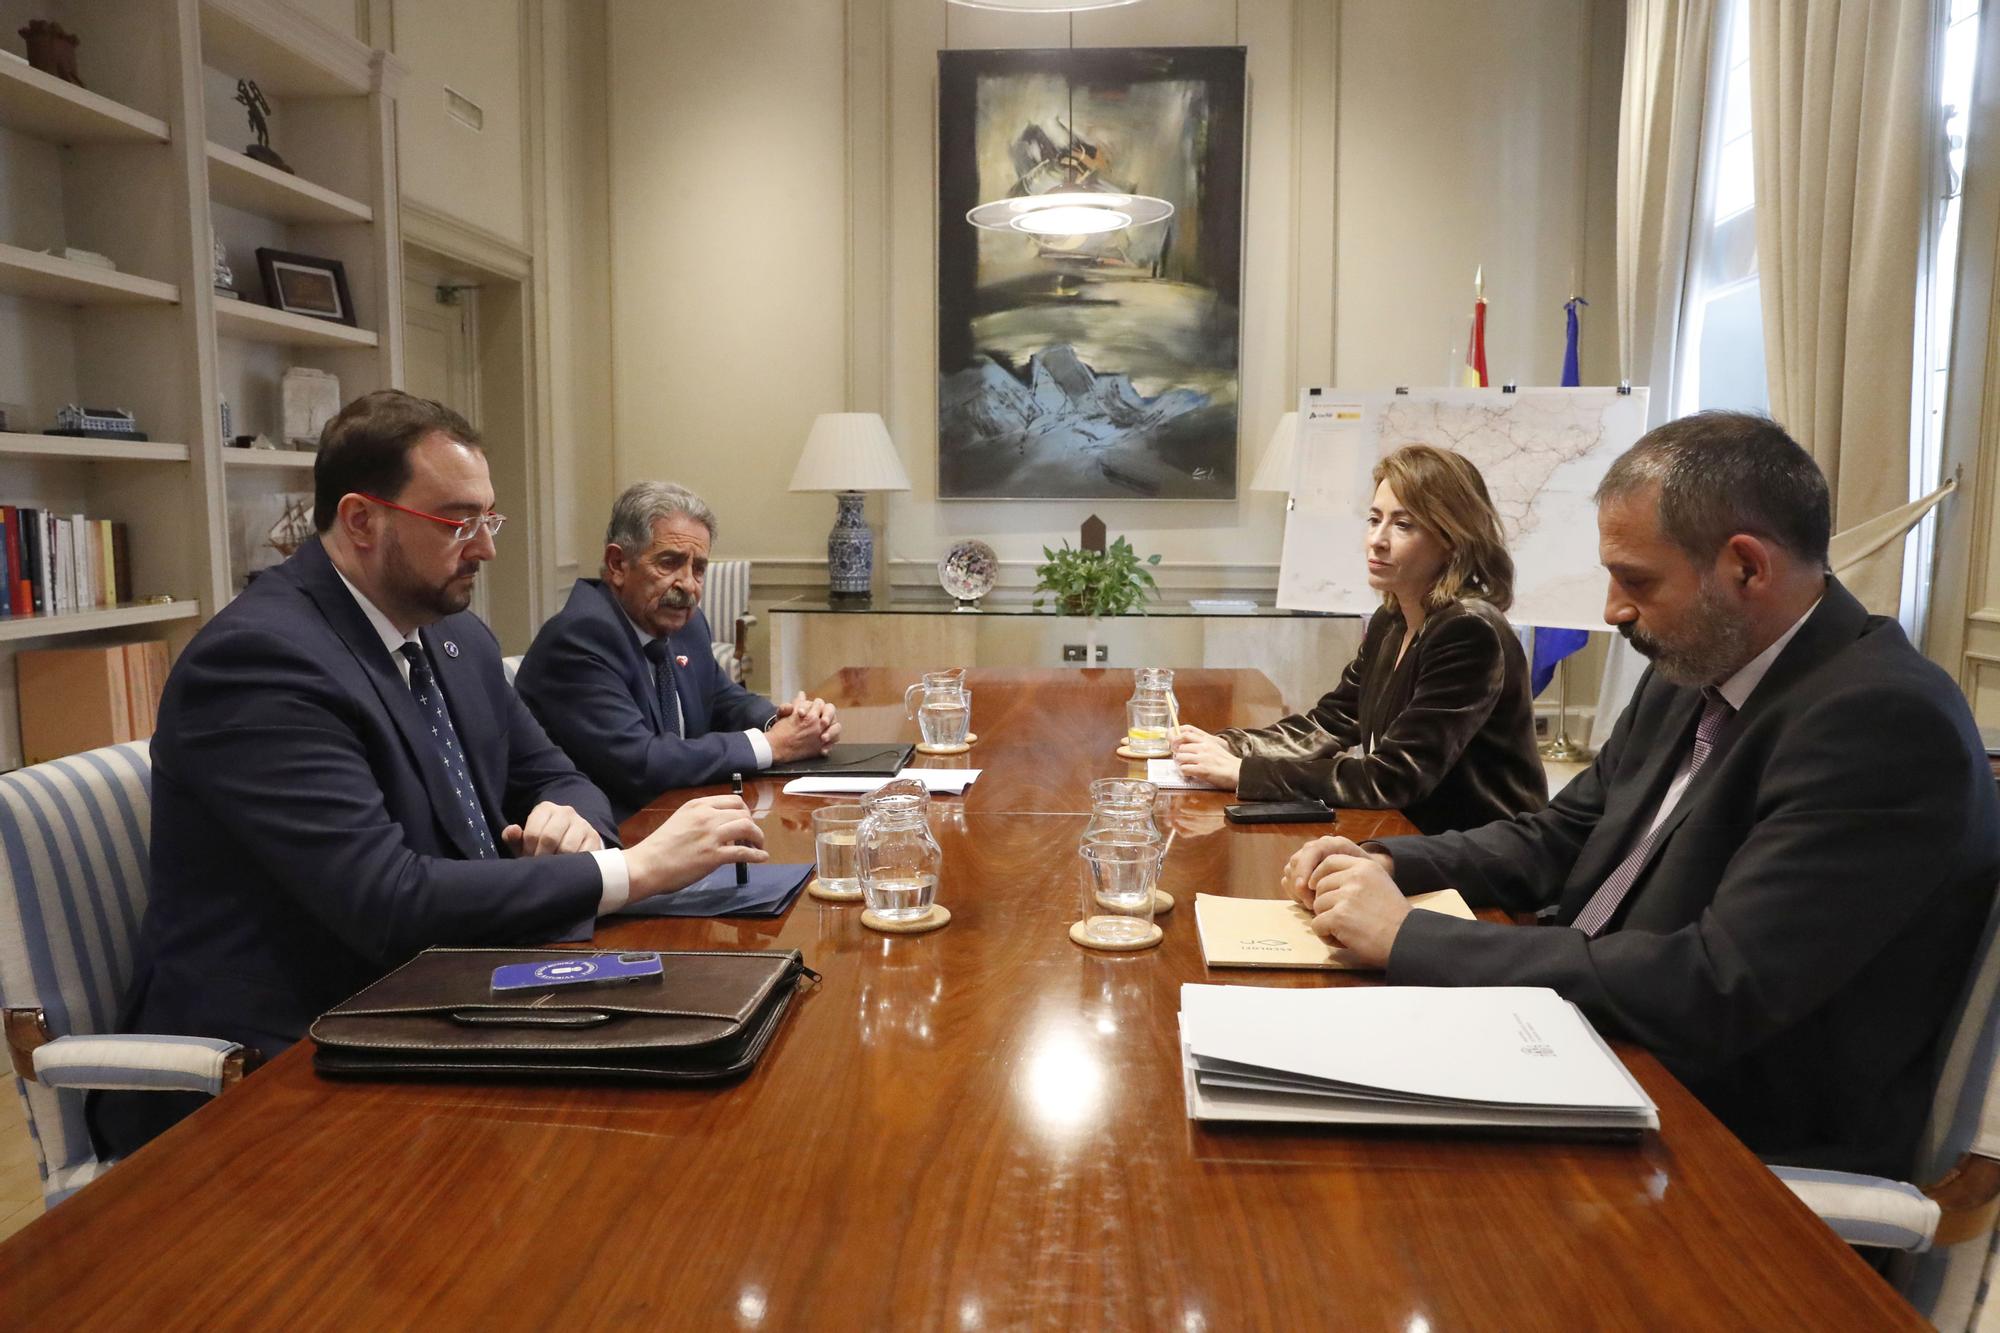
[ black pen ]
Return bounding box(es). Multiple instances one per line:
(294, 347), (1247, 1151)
(730, 772), (748, 884)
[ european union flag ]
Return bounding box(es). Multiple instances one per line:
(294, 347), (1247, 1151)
(1532, 296), (1592, 696)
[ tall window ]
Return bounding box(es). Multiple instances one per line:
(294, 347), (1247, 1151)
(1676, 0), (1767, 418)
(1902, 0), (1983, 639)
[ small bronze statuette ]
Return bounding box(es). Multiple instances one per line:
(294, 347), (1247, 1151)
(235, 79), (294, 174)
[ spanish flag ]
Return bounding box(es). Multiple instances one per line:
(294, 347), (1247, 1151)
(1461, 266), (1488, 388)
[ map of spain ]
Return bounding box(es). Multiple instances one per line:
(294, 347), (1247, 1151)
(1277, 388), (1652, 631)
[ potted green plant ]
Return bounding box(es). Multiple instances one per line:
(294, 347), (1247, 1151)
(1032, 536), (1161, 664)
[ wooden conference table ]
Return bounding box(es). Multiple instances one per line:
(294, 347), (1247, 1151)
(0, 669), (1916, 1328)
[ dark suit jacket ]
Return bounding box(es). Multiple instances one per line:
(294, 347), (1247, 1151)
(1220, 599), (1546, 833)
(516, 579), (779, 820)
(1376, 579), (2000, 1176)
(92, 538), (619, 1156)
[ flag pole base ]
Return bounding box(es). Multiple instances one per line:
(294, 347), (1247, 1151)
(1538, 734), (1595, 763)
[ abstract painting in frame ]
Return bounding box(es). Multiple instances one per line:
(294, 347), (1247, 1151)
(938, 47), (1246, 501)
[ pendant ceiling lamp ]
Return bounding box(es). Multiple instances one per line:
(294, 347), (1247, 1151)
(962, 7), (1172, 236)
(948, 1), (1140, 10)
(967, 189), (1172, 235)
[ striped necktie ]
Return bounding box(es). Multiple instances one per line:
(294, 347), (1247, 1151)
(1571, 690), (1733, 937)
(641, 638), (685, 737)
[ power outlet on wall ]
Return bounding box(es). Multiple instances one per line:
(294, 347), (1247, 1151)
(1062, 644), (1110, 663)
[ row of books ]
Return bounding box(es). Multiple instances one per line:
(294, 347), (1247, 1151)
(18, 642), (169, 765)
(0, 507), (133, 616)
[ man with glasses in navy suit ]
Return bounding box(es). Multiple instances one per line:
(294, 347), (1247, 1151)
(91, 390), (765, 1156)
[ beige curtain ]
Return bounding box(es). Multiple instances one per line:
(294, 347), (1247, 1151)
(1829, 476), (1956, 577)
(1595, 0), (1719, 753)
(1617, 0), (1719, 399)
(1750, 0), (1935, 612)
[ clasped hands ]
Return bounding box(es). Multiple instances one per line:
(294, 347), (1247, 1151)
(768, 692), (841, 762)
(1279, 836), (1410, 969)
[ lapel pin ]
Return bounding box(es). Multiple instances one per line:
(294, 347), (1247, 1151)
(443, 640), (460, 658)
(676, 654), (689, 667)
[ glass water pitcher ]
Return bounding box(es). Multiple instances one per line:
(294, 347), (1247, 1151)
(858, 777), (943, 922)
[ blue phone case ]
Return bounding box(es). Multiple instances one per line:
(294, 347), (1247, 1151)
(490, 952), (663, 992)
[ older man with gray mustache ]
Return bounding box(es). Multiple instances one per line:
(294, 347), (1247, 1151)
(518, 481), (839, 820)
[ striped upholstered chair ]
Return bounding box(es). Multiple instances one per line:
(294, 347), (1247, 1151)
(1772, 884), (2000, 1330)
(0, 741), (252, 1206)
(705, 559), (755, 684)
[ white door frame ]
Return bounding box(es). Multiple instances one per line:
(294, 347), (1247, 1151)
(399, 205), (553, 644)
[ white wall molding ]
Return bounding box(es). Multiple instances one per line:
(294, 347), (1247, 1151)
(401, 200), (534, 279)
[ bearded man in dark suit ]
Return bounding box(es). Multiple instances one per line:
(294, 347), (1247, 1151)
(92, 391), (765, 1156)
(1283, 410), (2000, 1178)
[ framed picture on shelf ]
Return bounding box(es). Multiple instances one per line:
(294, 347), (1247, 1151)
(255, 248), (357, 326)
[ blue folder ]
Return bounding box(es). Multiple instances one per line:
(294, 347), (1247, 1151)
(552, 862), (815, 943)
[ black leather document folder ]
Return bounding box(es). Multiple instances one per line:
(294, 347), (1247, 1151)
(312, 947), (815, 1083)
(758, 742), (913, 778)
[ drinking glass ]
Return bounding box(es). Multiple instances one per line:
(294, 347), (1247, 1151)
(1126, 697), (1171, 756)
(1077, 830), (1162, 945)
(811, 804), (864, 897)
(1132, 666), (1179, 728)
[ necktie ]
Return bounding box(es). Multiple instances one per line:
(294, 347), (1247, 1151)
(1570, 690), (1733, 937)
(642, 638), (685, 737)
(398, 643), (497, 859)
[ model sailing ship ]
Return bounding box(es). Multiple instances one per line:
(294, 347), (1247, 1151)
(266, 497), (313, 559)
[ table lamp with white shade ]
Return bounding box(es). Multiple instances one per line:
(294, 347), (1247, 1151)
(1248, 411), (1299, 494)
(788, 412), (912, 598)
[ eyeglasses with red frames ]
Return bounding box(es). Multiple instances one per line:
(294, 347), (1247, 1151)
(359, 493), (506, 543)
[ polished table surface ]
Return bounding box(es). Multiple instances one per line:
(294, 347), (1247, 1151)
(0, 669), (1917, 1328)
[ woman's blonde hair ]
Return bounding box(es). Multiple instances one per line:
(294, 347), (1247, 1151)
(1371, 444), (1514, 613)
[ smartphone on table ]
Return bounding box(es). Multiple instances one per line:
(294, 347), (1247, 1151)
(490, 952), (663, 992)
(1223, 800), (1337, 825)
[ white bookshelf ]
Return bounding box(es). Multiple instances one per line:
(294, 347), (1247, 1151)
(205, 142), (372, 225)
(0, 434), (189, 464)
(0, 58), (169, 144)
(0, 244), (180, 307)
(0, 1), (404, 768)
(0, 601), (202, 645)
(214, 299), (379, 349)
(222, 446), (315, 470)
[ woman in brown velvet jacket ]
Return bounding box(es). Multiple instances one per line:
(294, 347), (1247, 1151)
(1172, 444), (1547, 834)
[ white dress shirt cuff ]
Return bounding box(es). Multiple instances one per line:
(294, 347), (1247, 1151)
(591, 847), (631, 916)
(745, 728), (773, 768)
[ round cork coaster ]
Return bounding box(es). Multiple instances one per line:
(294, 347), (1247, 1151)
(862, 904), (952, 935)
(807, 880), (864, 902)
(916, 742), (971, 756)
(1116, 744), (1168, 761)
(1069, 920), (1164, 952)
(1153, 888), (1175, 914)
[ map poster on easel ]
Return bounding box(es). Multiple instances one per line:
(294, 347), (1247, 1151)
(1275, 387), (1651, 632)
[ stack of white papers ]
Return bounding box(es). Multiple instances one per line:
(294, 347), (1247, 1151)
(1179, 984), (1657, 1135)
(1147, 758), (1219, 790)
(780, 768), (981, 796)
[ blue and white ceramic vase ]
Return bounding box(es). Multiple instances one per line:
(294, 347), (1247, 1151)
(828, 490), (873, 597)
